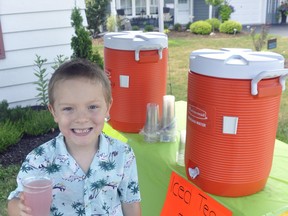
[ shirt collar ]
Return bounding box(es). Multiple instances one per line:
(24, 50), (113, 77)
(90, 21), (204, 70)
(55, 132), (110, 158)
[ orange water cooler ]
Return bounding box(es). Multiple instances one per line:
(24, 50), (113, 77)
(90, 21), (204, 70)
(104, 32), (168, 133)
(185, 48), (288, 197)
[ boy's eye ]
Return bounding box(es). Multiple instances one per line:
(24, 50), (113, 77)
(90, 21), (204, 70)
(89, 105), (97, 110)
(63, 107), (72, 111)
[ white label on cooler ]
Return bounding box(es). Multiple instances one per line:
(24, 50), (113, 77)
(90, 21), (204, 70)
(119, 75), (129, 88)
(223, 116), (238, 134)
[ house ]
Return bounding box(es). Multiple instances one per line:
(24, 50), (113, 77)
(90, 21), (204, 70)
(0, 0), (86, 108)
(111, 0), (281, 26)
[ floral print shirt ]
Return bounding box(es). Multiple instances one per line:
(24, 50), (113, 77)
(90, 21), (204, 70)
(8, 133), (141, 216)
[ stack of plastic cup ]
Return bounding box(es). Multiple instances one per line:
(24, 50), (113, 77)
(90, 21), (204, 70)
(160, 95), (176, 142)
(143, 103), (160, 142)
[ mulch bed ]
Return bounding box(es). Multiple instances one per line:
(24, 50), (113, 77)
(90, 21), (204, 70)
(0, 129), (59, 166)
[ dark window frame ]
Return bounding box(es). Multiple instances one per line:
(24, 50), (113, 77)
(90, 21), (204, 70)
(0, 21), (5, 59)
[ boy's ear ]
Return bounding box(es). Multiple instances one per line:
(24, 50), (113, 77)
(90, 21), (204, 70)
(106, 99), (113, 119)
(48, 104), (58, 123)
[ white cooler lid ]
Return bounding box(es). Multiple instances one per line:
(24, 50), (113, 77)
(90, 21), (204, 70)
(190, 48), (285, 79)
(104, 31), (168, 51)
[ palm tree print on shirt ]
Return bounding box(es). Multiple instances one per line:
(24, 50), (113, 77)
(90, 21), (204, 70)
(98, 151), (117, 171)
(128, 181), (139, 195)
(89, 178), (117, 199)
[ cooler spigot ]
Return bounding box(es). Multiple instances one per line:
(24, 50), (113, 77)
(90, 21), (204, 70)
(188, 167), (200, 179)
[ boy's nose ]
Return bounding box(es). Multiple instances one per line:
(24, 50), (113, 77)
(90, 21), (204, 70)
(75, 110), (89, 122)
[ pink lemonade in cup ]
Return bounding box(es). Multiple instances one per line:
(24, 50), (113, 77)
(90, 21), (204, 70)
(22, 176), (53, 216)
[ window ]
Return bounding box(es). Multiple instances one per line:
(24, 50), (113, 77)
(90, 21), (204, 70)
(150, 0), (157, 14)
(0, 21), (5, 59)
(120, 0), (132, 15)
(179, 0), (187, 4)
(136, 0), (146, 15)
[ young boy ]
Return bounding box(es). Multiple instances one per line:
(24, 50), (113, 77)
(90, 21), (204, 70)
(7, 59), (141, 216)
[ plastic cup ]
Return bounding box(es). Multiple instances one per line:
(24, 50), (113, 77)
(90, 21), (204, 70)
(161, 95), (175, 128)
(144, 103), (159, 142)
(22, 176), (53, 216)
(176, 130), (186, 166)
(160, 95), (176, 142)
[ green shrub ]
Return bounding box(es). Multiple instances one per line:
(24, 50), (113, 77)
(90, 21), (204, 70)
(0, 100), (9, 122)
(190, 21), (212, 35)
(164, 28), (170, 34)
(205, 18), (221, 31)
(0, 103), (58, 152)
(173, 23), (182, 32)
(0, 100), (32, 123)
(71, 7), (104, 68)
(91, 47), (104, 69)
(106, 15), (117, 32)
(164, 23), (170, 30)
(144, 25), (154, 32)
(71, 7), (93, 60)
(8, 106), (33, 124)
(0, 99), (59, 151)
(250, 25), (269, 51)
(0, 121), (23, 152)
(23, 110), (58, 136)
(86, 0), (110, 36)
(219, 20), (242, 34)
(218, 4), (233, 22)
(185, 22), (192, 30)
(132, 25), (140, 31)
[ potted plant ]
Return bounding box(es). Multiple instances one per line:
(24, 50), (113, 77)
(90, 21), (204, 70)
(278, 1), (288, 24)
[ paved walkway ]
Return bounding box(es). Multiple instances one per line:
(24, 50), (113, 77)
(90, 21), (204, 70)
(243, 24), (288, 37)
(268, 24), (288, 37)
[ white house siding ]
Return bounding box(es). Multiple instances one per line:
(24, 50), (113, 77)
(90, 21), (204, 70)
(229, 0), (267, 25)
(0, 0), (87, 108)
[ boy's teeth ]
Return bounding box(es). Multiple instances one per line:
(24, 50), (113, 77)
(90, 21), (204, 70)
(74, 129), (90, 133)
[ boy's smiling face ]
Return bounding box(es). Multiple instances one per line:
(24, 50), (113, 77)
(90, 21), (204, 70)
(49, 78), (111, 149)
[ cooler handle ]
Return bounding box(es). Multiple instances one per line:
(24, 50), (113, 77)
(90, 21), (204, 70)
(224, 55), (249, 65)
(135, 44), (164, 61)
(134, 34), (150, 41)
(251, 69), (288, 96)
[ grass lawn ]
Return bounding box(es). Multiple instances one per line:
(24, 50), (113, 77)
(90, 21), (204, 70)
(0, 165), (20, 216)
(1, 32), (287, 216)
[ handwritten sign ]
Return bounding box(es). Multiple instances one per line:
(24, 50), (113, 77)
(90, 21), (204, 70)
(161, 171), (232, 216)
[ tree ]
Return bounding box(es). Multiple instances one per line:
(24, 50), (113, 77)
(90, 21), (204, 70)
(205, 0), (224, 7)
(70, 7), (103, 68)
(86, 0), (110, 37)
(71, 7), (92, 59)
(218, 1), (235, 22)
(205, 0), (224, 18)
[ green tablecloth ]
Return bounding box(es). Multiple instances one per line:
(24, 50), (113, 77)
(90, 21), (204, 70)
(121, 101), (288, 216)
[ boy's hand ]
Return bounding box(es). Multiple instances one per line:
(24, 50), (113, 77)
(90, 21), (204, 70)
(19, 193), (32, 216)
